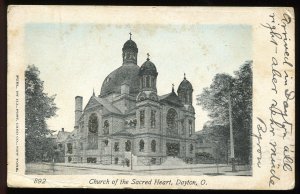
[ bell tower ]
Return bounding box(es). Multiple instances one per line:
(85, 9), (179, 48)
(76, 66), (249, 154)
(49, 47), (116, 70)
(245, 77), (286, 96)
(136, 54), (160, 134)
(138, 53), (158, 93)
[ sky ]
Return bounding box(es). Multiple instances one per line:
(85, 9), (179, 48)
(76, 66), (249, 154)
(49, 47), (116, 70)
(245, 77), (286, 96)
(25, 24), (252, 133)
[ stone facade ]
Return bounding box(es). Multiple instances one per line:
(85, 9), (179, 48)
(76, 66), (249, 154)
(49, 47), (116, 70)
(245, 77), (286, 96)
(61, 36), (197, 166)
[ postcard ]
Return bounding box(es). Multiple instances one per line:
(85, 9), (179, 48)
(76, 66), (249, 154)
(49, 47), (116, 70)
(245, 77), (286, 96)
(7, 6), (295, 189)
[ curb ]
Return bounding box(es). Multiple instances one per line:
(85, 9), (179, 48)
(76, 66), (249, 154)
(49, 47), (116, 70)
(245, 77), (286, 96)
(42, 163), (231, 172)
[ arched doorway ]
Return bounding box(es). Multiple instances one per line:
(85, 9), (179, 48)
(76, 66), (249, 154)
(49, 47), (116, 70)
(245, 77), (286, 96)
(166, 142), (180, 157)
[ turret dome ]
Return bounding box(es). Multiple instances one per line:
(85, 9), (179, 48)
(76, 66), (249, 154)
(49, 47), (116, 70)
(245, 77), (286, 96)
(122, 39), (138, 53)
(139, 58), (158, 76)
(177, 76), (193, 92)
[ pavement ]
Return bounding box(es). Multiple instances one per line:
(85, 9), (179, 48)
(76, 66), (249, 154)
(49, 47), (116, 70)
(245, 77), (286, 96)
(45, 162), (228, 171)
(25, 162), (252, 176)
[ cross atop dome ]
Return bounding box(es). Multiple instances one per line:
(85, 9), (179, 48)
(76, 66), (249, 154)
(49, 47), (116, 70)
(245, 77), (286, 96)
(184, 73), (186, 79)
(122, 33), (138, 65)
(147, 53), (150, 61)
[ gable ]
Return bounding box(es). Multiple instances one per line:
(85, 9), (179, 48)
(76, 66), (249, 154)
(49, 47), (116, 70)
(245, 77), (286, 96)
(84, 96), (122, 115)
(84, 97), (102, 111)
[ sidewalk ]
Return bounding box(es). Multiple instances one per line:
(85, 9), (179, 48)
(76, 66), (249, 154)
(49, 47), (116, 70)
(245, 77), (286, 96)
(45, 162), (247, 172)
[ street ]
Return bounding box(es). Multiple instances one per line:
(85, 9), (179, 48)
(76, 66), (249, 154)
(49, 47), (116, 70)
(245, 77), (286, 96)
(26, 163), (251, 176)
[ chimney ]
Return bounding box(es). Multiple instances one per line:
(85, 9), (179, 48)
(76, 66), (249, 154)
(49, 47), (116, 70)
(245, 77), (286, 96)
(121, 82), (129, 95)
(75, 96), (83, 128)
(61, 128), (64, 132)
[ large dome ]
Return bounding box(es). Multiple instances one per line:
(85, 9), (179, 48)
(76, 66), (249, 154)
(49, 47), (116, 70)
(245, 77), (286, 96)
(100, 64), (140, 97)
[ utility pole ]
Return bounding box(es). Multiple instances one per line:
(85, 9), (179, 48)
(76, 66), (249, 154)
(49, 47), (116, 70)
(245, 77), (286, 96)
(216, 152), (219, 174)
(228, 93), (236, 172)
(111, 141), (113, 165)
(131, 141), (133, 170)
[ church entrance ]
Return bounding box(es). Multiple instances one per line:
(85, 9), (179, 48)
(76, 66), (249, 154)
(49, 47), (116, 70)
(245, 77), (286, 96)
(166, 142), (180, 156)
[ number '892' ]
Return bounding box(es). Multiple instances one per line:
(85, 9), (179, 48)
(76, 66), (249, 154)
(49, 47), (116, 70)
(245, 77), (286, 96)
(34, 178), (46, 184)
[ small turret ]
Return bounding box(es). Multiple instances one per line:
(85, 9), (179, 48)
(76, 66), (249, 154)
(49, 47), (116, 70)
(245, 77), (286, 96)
(177, 74), (193, 105)
(138, 53), (158, 92)
(122, 32), (138, 65)
(136, 54), (159, 102)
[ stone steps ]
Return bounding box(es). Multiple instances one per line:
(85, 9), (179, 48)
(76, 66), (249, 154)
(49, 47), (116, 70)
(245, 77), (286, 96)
(161, 157), (186, 166)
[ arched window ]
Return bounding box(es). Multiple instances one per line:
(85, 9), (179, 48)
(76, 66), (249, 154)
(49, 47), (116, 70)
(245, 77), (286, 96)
(181, 120), (185, 135)
(88, 113), (98, 133)
(67, 143), (73, 154)
(186, 93), (190, 103)
(103, 139), (108, 146)
(140, 78), (143, 89)
(189, 120), (193, 136)
(198, 138), (203, 144)
(152, 77), (156, 89)
(146, 76), (150, 87)
(139, 139), (144, 152)
(114, 142), (119, 152)
(138, 93), (146, 102)
(125, 140), (131, 151)
(151, 110), (156, 128)
(143, 76), (146, 87)
(103, 120), (109, 134)
(140, 110), (145, 128)
(151, 140), (156, 152)
(88, 113), (98, 150)
(179, 91), (186, 104)
(166, 108), (178, 136)
(190, 144), (194, 154)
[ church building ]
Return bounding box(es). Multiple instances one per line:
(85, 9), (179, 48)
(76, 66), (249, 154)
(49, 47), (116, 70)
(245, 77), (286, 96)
(62, 34), (197, 166)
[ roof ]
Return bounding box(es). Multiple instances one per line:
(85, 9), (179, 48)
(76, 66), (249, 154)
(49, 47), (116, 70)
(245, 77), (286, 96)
(159, 91), (183, 107)
(93, 96), (122, 115)
(158, 93), (171, 100)
(122, 39), (138, 52)
(46, 133), (57, 139)
(57, 131), (71, 142)
(139, 59), (158, 76)
(127, 107), (137, 115)
(177, 77), (193, 92)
